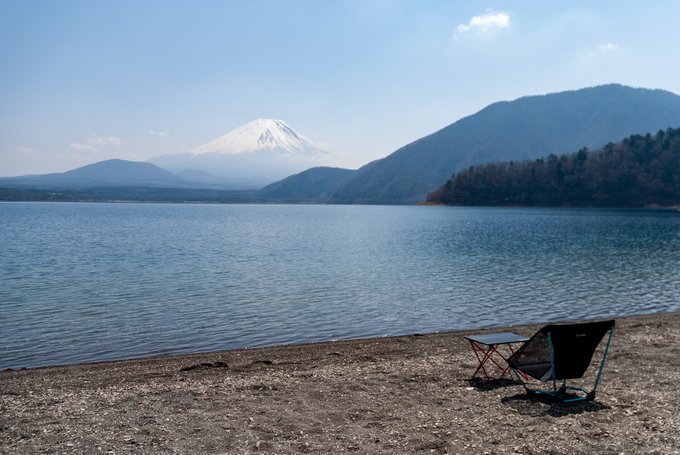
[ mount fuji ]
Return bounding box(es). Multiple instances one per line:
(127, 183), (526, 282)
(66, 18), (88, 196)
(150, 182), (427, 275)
(149, 119), (327, 188)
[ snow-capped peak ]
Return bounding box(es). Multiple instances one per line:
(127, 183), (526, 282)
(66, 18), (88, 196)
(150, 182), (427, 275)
(190, 119), (325, 157)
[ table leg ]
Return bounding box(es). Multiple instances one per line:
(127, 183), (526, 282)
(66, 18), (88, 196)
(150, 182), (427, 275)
(469, 341), (496, 379)
(469, 341), (523, 380)
(469, 341), (485, 378)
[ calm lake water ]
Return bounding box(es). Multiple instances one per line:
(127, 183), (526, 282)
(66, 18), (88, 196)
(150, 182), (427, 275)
(1, 202), (679, 369)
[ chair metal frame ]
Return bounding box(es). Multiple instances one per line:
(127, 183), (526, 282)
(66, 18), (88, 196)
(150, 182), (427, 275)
(511, 325), (615, 403)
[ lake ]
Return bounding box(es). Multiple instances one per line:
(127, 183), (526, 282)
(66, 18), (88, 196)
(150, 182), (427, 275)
(1, 202), (679, 369)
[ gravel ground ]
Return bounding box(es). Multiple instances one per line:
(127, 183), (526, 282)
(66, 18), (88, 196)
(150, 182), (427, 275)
(1, 312), (679, 454)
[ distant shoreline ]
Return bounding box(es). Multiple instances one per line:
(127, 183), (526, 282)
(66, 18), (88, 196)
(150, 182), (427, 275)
(0, 186), (264, 204)
(4, 189), (680, 210)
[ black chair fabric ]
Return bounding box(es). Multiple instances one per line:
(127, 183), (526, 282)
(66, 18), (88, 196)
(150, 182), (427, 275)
(507, 320), (615, 381)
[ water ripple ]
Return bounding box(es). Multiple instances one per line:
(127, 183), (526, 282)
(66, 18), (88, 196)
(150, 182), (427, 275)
(1, 203), (679, 369)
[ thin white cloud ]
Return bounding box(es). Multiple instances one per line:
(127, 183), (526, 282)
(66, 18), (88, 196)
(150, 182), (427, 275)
(598, 42), (619, 52)
(149, 130), (170, 139)
(69, 143), (97, 152)
(18, 146), (40, 156)
(91, 136), (121, 147)
(70, 135), (122, 152)
(584, 42), (621, 61)
(456, 9), (510, 37)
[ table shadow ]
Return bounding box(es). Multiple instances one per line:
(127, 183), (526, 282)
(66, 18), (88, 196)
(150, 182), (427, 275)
(468, 377), (522, 391)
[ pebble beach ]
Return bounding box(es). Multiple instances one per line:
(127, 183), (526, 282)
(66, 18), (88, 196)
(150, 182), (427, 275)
(1, 312), (679, 454)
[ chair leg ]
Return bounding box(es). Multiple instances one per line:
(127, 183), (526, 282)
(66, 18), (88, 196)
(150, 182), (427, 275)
(591, 327), (615, 397)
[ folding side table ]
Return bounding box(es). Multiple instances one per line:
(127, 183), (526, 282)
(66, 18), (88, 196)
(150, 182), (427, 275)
(465, 332), (529, 380)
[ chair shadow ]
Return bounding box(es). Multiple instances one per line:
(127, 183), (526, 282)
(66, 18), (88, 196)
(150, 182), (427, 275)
(501, 391), (610, 417)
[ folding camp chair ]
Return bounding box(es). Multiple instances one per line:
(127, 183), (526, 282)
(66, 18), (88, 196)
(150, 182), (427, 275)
(507, 319), (615, 402)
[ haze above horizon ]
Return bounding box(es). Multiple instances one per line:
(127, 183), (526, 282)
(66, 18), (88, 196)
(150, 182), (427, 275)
(2, 1), (680, 176)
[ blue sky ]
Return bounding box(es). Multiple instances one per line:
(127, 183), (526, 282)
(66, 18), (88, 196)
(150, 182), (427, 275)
(2, 0), (680, 175)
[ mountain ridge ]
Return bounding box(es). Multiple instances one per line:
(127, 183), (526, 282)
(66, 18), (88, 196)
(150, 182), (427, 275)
(329, 84), (680, 204)
(259, 167), (355, 202)
(5, 84), (680, 204)
(0, 159), (183, 188)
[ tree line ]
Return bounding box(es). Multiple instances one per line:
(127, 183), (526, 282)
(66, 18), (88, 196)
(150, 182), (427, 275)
(427, 127), (680, 207)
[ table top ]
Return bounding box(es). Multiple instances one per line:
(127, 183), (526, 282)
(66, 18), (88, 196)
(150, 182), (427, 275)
(464, 332), (529, 345)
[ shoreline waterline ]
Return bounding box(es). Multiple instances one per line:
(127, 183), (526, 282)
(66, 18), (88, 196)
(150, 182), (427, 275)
(1, 310), (674, 372)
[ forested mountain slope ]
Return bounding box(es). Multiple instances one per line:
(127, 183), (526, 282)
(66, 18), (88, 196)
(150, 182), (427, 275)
(427, 128), (680, 207)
